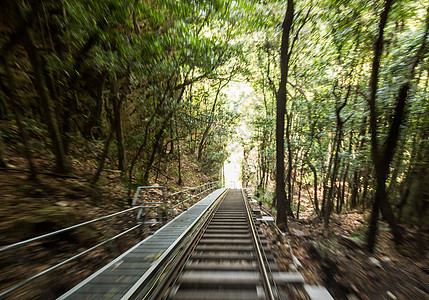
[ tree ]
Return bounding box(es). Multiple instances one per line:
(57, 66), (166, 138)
(367, 2), (429, 252)
(242, 0), (428, 254)
(6, 0), (68, 173)
(275, 0), (294, 230)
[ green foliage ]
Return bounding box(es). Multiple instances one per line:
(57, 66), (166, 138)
(237, 0), (429, 235)
(0, 0), (245, 184)
(0, 0), (427, 235)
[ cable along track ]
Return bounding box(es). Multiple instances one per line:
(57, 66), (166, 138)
(155, 189), (281, 300)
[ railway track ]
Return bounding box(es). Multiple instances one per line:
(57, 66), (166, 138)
(57, 187), (332, 300)
(142, 188), (304, 300)
(162, 189), (276, 299)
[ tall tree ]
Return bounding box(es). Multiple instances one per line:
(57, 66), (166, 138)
(275, 0), (294, 230)
(7, 0), (68, 173)
(111, 74), (127, 173)
(367, 2), (429, 251)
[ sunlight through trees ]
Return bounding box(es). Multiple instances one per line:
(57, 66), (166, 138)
(1, 0), (428, 256)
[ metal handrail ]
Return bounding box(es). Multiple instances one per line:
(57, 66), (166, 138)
(132, 186), (165, 206)
(0, 181), (221, 298)
(0, 206), (141, 253)
(169, 181), (219, 197)
(132, 186), (168, 227)
(0, 182), (219, 254)
(168, 181), (220, 213)
(0, 224), (141, 298)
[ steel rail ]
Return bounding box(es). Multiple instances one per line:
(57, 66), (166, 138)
(145, 189), (228, 300)
(144, 189), (276, 300)
(242, 188), (276, 300)
(119, 189), (229, 300)
(244, 188), (302, 270)
(244, 189), (281, 298)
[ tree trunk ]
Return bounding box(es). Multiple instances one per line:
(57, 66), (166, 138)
(91, 128), (115, 185)
(366, 0), (429, 251)
(285, 112), (294, 217)
(198, 77), (232, 161)
(127, 94), (168, 188)
(275, 0), (294, 230)
(142, 123), (167, 184)
(85, 72), (107, 139)
(338, 135), (352, 212)
(176, 122), (183, 186)
(2, 55), (37, 180)
(361, 170), (370, 209)
(351, 117), (367, 209)
(0, 133), (6, 168)
(142, 77), (188, 184)
(396, 138), (422, 221)
(324, 85), (349, 228)
(411, 146), (429, 256)
(321, 132), (334, 215)
(306, 160), (320, 214)
(350, 170), (360, 209)
(324, 131), (341, 229)
(340, 178), (346, 212)
(111, 76), (126, 173)
(296, 169), (303, 219)
(366, 0), (394, 252)
(9, 1), (68, 173)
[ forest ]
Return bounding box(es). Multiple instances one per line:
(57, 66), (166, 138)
(0, 0), (428, 299)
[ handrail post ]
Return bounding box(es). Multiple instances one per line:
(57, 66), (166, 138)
(168, 195), (173, 220)
(137, 201), (147, 235)
(161, 186), (169, 222)
(157, 206), (162, 225)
